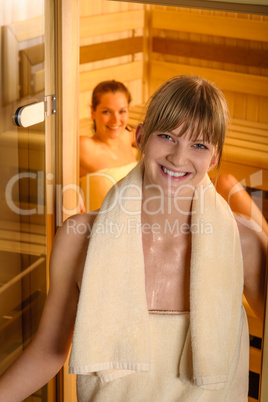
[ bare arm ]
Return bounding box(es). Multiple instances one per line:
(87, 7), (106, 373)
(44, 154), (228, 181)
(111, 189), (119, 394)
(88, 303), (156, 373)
(80, 136), (101, 175)
(0, 213), (94, 401)
(236, 214), (268, 321)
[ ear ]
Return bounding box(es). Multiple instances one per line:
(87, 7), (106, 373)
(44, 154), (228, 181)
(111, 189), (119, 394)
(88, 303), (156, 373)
(91, 106), (95, 120)
(135, 123), (144, 151)
(208, 153), (219, 172)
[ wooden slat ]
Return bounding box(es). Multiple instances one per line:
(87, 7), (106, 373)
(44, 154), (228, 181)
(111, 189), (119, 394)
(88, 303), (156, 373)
(227, 131), (268, 145)
(80, 10), (144, 38)
(0, 220), (45, 235)
(80, 37), (143, 64)
(8, 16), (44, 42)
(0, 131), (45, 148)
(0, 240), (46, 256)
(222, 144), (268, 169)
(250, 347), (262, 374)
(0, 230), (46, 246)
(150, 60), (268, 97)
(152, 37), (268, 69)
(224, 138), (268, 153)
(112, 0), (268, 15)
(231, 119), (268, 131)
(79, 61), (143, 92)
(229, 124), (268, 138)
(152, 9), (268, 42)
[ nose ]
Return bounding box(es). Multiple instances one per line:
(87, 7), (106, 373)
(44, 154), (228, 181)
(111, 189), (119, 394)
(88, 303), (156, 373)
(166, 142), (187, 166)
(110, 112), (120, 125)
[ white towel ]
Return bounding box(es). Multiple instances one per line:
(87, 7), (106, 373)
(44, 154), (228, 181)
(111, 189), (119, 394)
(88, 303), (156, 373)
(69, 161), (244, 390)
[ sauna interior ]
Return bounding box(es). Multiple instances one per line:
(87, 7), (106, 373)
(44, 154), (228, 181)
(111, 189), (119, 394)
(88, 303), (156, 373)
(0, 0), (267, 401)
(77, 2), (268, 402)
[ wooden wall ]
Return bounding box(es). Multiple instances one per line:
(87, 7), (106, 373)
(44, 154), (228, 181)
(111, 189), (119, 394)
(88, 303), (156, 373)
(76, 5), (268, 402)
(148, 6), (268, 124)
(79, 0), (144, 120)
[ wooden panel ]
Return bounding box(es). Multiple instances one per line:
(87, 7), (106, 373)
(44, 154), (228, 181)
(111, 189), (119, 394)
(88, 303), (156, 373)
(79, 61), (143, 92)
(80, 36), (143, 64)
(152, 9), (268, 42)
(224, 138), (268, 153)
(150, 60), (268, 97)
(80, 10), (144, 38)
(153, 37), (268, 69)
(222, 145), (267, 169)
(8, 16), (44, 42)
(250, 347), (262, 374)
(227, 132), (268, 145)
(112, 0), (268, 15)
(230, 119), (268, 133)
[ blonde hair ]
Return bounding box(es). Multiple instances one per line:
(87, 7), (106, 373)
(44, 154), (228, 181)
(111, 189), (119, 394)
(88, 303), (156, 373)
(141, 75), (229, 167)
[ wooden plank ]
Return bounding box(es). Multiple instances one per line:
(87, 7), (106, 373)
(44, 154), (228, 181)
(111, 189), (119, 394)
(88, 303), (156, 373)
(0, 230), (46, 246)
(250, 347), (262, 374)
(222, 144), (268, 169)
(227, 131), (268, 145)
(79, 61), (143, 92)
(248, 315), (264, 339)
(0, 220), (45, 235)
(150, 60), (268, 97)
(224, 138), (268, 153)
(112, 0), (268, 15)
(0, 131), (45, 148)
(231, 119), (268, 131)
(152, 37), (268, 69)
(152, 9), (268, 42)
(80, 10), (144, 38)
(229, 124), (268, 138)
(0, 240), (46, 256)
(80, 36), (143, 64)
(8, 16), (44, 42)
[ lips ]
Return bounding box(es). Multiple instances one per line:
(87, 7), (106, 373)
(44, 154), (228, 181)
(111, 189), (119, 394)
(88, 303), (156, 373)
(161, 165), (188, 178)
(107, 126), (120, 130)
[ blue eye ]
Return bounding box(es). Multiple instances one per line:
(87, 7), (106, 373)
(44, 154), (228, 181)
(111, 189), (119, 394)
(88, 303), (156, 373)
(102, 110), (110, 114)
(158, 134), (173, 141)
(119, 109), (127, 114)
(194, 143), (208, 150)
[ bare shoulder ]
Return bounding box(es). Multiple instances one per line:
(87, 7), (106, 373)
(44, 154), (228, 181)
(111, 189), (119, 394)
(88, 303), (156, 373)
(80, 135), (96, 151)
(235, 213), (267, 258)
(50, 212), (98, 286)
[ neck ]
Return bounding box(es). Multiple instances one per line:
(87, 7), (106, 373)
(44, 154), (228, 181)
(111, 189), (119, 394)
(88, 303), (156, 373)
(141, 184), (194, 233)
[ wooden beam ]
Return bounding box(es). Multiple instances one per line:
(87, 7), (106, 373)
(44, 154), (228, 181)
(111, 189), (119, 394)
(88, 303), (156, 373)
(111, 0), (268, 15)
(80, 37), (143, 64)
(150, 60), (268, 97)
(80, 10), (144, 38)
(152, 9), (268, 42)
(152, 37), (268, 69)
(79, 61), (143, 92)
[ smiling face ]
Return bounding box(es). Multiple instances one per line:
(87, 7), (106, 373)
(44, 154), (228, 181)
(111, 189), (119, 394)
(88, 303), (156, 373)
(91, 92), (129, 141)
(139, 125), (218, 198)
